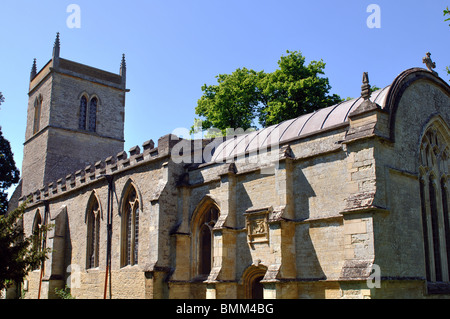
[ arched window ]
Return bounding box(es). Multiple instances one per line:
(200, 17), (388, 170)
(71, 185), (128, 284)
(194, 203), (219, 277)
(88, 97), (97, 132)
(121, 185), (139, 266)
(78, 95), (98, 132)
(419, 123), (450, 283)
(32, 210), (42, 270)
(33, 95), (42, 134)
(86, 195), (101, 269)
(32, 210), (42, 252)
(79, 96), (87, 130)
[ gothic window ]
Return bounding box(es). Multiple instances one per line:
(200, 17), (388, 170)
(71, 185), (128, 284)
(32, 210), (42, 252)
(86, 195), (101, 269)
(196, 204), (219, 277)
(33, 95), (42, 134)
(78, 95), (98, 132)
(88, 97), (97, 132)
(121, 185), (139, 267)
(32, 210), (42, 270)
(419, 124), (450, 283)
(79, 96), (87, 130)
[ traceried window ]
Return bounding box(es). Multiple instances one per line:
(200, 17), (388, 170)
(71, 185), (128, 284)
(121, 185), (140, 267)
(196, 205), (219, 277)
(79, 96), (87, 130)
(419, 124), (450, 284)
(78, 95), (98, 132)
(88, 97), (97, 132)
(33, 95), (42, 134)
(86, 195), (101, 269)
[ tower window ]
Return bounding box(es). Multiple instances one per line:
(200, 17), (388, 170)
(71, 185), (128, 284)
(79, 96), (87, 130)
(78, 95), (98, 132)
(88, 97), (97, 132)
(33, 95), (42, 134)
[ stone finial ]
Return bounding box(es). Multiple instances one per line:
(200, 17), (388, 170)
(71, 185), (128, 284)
(120, 54), (126, 72)
(53, 32), (60, 57)
(422, 52), (438, 75)
(120, 54), (126, 87)
(30, 58), (37, 81)
(348, 72), (379, 118)
(52, 32), (60, 67)
(361, 72), (371, 101)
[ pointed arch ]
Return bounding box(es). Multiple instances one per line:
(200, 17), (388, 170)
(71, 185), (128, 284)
(418, 116), (450, 283)
(33, 94), (42, 134)
(86, 191), (102, 269)
(191, 196), (220, 279)
(241, 265), (267, 299)
(120, 180), (141, 267)
(78, 94), (88, 130)
(31, 209), (43, 270)
(32, 209), (42, 251)
(88, 96), (98, 132)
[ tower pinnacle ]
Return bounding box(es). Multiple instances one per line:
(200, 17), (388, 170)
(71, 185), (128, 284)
(30, 58), (37, 81)
(120, 53), (126, 87)
(52, 32), (60, 67)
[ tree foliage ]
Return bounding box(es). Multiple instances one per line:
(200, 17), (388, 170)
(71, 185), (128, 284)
(0, 202), (50, 291)
(0, 93), (20, 215)
(444, 6), (450, 25)
(258, 51), (342, 127)
(192, 51), (342, 134)
(195, 67), (263, 134)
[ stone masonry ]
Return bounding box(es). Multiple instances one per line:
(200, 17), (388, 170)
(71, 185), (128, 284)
(11, 37), (450, 299)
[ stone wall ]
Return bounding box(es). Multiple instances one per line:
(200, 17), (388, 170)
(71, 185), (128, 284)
(21, 58), (125, 197)
(19, 70), (450, 299)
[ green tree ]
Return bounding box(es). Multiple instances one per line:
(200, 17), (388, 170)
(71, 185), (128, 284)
(258, 51), (342, 127)
(194, 67), (263, 134)
(0, 92), (20, 215)
(0, 202), (50, 292)
(192, 51), (342, 134)
(444, 6), (450, 25)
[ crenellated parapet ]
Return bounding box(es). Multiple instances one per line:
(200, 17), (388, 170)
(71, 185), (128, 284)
(19, 134), (176, 206)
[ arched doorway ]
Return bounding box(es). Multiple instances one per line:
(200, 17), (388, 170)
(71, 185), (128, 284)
(243, 266), (267, 299)
(250, 274), (264, 299)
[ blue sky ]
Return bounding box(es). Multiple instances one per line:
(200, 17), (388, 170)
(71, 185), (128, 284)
(0, 1), (449, 193)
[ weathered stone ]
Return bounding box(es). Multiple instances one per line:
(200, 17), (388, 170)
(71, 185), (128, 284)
(14, 41), (450, 300)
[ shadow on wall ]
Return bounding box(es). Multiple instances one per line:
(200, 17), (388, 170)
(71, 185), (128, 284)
(292, 168), (327, 296)
(235, 166), (327, 298)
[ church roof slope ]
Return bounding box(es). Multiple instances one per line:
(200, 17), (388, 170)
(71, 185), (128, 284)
(210, 85), (390, 163)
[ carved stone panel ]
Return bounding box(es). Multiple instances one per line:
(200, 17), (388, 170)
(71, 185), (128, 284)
(245, 208), (270, 244)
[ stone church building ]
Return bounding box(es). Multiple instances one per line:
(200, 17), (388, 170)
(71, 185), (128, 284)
(11, 34), (450, 299)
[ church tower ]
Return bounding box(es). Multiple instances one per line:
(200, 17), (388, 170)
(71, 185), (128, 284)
(21, 33), (128, 196)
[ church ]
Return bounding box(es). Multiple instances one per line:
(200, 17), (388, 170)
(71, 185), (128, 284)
(12, 34), (450, 299)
